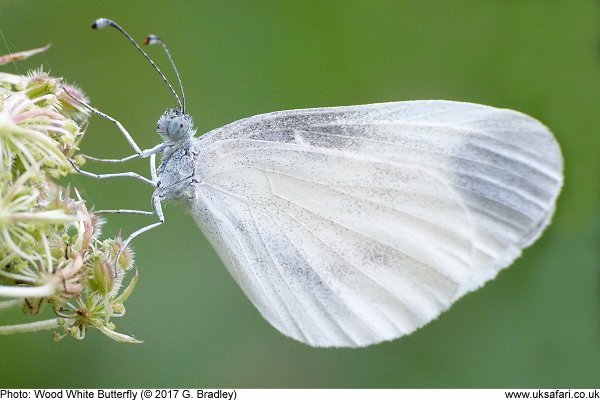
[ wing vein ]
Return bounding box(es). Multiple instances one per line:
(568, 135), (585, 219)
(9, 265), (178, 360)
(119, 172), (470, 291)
(197, 187), (291, 333)
(246, 206), (319, 344)
(328, 184), (473, 267)
(273, 200), (424, 331)
(269, 190), (449, 289)
(253, 206), (360, 345)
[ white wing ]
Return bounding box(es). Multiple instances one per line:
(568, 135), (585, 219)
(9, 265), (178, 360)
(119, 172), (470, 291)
(188, 100), (563, 347)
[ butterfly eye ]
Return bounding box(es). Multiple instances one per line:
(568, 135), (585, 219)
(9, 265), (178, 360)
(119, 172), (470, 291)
(167, 116), (189, 140)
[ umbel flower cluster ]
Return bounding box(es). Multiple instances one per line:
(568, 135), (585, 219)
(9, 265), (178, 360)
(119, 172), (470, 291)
(0, 47), (141, 343)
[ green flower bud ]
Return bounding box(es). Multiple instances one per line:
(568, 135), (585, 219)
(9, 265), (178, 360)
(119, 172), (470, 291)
(87, 258), (115, 296)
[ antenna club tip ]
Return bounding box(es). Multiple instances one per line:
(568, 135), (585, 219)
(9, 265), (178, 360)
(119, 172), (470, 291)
(92, 18), (113, 29)
(144, 35), (162, 45)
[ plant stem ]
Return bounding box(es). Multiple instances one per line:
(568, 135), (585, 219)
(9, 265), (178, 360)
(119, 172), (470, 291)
(0, 283), (54, 298)
(0, 318), (58, 335)
(0, 299), (20, 310)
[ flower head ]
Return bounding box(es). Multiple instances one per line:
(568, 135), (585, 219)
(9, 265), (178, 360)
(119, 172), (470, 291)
(0, 49), (141, 344)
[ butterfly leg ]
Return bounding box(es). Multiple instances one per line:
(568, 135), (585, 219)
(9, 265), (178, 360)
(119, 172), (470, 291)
(95, 209), (154, 216)
(113, 190), (164, 272)
(70, 160), (155, 187)
(82, 143), (169, 164)
(107, 155), (164, 273)
(62, 86), (168, 162)
(62, 89), (161, 184)
(62, 87), (143, 153)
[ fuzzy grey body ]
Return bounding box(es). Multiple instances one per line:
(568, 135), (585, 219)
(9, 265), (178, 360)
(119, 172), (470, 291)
(156, 139), (195, 201)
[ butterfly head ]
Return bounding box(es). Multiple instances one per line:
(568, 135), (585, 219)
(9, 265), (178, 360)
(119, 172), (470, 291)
(157, 108), (194, 142)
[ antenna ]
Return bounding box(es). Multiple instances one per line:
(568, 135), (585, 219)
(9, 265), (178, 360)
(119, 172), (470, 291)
(144, 35), (186, 113)
(91, 18), (183, 111)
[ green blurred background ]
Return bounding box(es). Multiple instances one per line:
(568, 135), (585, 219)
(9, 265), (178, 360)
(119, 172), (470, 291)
(1, 0), (598, 388)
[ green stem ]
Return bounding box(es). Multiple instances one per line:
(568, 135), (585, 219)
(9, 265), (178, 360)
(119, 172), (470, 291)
(0, 318), (59, 335)
(0, 283), (54, 298)
(0, 268), (36, 283)
(0, 299), (20, 310)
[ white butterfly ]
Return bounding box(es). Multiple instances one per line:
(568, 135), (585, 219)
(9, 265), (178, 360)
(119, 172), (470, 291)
(78, 19), (563, 347)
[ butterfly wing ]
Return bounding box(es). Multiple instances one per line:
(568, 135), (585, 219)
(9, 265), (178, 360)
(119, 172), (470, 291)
(188, 100), (563, 347)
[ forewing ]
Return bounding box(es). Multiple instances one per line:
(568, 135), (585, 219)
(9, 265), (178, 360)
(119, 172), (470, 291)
(189, 100), (563, 347)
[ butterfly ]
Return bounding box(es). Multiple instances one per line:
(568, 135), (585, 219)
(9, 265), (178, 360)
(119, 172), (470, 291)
(76, 19), (563, 347)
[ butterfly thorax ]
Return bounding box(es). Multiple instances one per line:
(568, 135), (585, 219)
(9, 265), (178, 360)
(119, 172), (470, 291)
(156, 138), (195, 201)
(155, 108), (196, 201)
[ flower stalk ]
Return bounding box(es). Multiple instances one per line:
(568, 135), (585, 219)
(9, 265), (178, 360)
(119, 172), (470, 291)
(0, 317), (59, 335)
